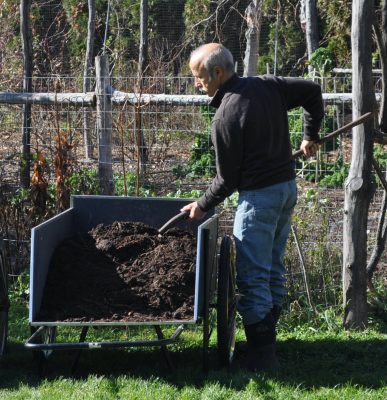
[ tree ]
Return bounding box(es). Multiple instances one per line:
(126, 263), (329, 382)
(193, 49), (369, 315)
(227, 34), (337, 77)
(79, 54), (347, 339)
(342, 0), (376, 329)
(20, 0), (33, 188)
(83, 0), (96, 160)
(96, 55), (114, 196)
(300, 0), (319, 68)
(367, 0), (387, 283)
(374, 0), (387, 134)
(243, 0), (263, 76)
(138, 0), (148, 80)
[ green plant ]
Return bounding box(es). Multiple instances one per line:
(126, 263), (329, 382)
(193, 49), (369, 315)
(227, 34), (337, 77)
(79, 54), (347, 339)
(373, 144), (387, 168)
(256, 0), (305, 75)
(320, 107), (337, 151)
(188, 150), (215, 178)
(319, 162), (350, 188)
(223, 192), (239, 208)
(317, 0), (352, 68)
(9, 272), (30, 302)
(187, 106), (216, 178)
(309, 47), (336, 76)
(10, 188), (29, 207)
(166, 189), (204, 199)
(114, 172), (155, 197)
(288, 108), (304, 150)
(368, 280), (387, 327)
(67, 167), (100, 195)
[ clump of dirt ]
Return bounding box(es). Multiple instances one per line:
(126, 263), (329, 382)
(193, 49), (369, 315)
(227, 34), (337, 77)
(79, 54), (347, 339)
(37, 221), (197, 322)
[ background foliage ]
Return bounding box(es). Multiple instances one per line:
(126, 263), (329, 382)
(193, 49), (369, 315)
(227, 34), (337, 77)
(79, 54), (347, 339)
(0, 0), (358, 86)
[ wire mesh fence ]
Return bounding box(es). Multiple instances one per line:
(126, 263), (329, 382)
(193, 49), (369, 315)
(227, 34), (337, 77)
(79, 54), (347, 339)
(0, 73), (386, 312)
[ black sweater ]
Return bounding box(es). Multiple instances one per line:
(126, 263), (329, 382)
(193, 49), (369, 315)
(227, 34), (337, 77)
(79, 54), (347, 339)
(197, 74), (324, 212)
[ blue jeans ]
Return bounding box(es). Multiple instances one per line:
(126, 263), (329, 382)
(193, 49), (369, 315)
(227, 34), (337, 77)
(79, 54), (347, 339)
(233, 180), (297, 325)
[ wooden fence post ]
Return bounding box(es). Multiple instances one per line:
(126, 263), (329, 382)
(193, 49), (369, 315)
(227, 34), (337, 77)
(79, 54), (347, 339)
(95, 55), (114, 195)
(83, 0), (96, 160)
(20, 0), (33, 188)
(343, 0), (375, 329)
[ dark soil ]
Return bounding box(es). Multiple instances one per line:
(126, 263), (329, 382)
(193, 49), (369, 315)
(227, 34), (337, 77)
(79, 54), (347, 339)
(37, 221), (197, 323)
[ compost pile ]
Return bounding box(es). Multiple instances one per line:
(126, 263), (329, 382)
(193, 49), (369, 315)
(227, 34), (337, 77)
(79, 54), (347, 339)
(38, 221), (197, 322)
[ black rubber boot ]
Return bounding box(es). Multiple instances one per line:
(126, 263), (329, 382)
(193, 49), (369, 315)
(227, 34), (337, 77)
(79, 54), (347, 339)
(234, 306), (282, 360)
(240, 312), (279, 372)
(271, 305), (282, 325)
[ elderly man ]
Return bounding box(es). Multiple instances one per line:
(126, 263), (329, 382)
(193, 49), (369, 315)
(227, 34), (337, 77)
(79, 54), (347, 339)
(181, 43), (324, 371)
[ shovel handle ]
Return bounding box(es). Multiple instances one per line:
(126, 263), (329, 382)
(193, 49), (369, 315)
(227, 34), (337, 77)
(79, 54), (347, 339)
(158, 211), (190, 235)
(292, 111), (374, 160)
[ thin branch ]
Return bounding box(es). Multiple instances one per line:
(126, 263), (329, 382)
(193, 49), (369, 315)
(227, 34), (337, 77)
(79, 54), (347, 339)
(291, 225), (316, 313)
(367, 157), (387, 284)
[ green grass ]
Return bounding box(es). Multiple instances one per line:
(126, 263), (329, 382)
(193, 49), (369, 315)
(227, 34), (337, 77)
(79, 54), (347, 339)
(0, 298), (386, 399)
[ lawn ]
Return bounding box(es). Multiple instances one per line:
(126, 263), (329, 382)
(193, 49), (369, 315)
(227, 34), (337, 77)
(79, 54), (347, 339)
(0, 296), (386, 400)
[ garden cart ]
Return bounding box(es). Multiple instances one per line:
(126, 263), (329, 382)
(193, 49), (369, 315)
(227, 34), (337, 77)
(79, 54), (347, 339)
(23, 196), (237, 372)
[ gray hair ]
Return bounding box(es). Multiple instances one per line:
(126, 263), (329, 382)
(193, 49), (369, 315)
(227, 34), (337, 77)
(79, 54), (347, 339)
(191, 44), (234, 80)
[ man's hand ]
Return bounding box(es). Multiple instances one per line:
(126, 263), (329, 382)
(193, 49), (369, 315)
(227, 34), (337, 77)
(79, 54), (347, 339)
(181, 201), (206, 220)
(300, 139), (320, 157)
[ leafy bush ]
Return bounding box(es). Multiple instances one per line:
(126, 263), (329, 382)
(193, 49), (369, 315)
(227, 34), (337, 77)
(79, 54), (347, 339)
(67, 167), (100, 195)
(288, 108), (304, 150)
(374, 144), (387, 168)
(188, 148), (215, 177)
(175, 105), (216, 179)
(114, 172), (155, 197)
(309, 47), (336, 76)
(166, 189), (204, 199)
(319, 164), (350, 188)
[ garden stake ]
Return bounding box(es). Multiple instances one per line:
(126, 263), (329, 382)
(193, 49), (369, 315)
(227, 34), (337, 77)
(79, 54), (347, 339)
(291, 225), (316, 314)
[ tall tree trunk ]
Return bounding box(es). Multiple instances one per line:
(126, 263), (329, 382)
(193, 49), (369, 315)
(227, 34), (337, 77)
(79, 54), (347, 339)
(20, 0), (33, 188)
(96, 55), (114, 195)
(373, 0), (387, 133)
(305, 0), (319, 57)
(243, 0), (262, 77)
(343, 0), (375, 329)
(83, 0), (96, 160)
(138, 0), (148, 81)
(137, 0), (148, 174)
(300, 0), (319, 69)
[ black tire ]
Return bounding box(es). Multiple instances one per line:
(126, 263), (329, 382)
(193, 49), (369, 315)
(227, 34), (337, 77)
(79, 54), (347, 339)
(217, 235), (237, 367)
(0, 240), (9, 358)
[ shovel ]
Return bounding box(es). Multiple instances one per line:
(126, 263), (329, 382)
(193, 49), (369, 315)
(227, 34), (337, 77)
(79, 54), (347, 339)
(292, 111), (374, 159)
(158, 113), (374, 235)
(158, 211), (190, 235)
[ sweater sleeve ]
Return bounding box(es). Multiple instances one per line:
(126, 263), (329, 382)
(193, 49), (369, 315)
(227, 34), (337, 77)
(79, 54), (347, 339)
(197, 115), (243, 212)
(282, 78), (324, 141)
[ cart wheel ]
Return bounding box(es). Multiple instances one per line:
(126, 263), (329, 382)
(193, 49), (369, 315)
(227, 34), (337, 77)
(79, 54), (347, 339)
(31, 326), (57, 365)
(217, 235), (236, 367)
(0, 243), (9, 358)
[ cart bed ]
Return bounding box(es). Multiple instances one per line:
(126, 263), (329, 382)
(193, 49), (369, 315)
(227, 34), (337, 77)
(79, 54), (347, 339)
(30, 196), (218, 327)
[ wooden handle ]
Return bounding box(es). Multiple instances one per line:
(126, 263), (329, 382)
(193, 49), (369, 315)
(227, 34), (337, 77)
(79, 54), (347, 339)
(158, 211), (190, 235)
(292, 111), (374, 160)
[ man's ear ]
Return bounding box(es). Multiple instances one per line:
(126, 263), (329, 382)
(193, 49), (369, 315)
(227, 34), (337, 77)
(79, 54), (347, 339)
(214, 66), (223, 79)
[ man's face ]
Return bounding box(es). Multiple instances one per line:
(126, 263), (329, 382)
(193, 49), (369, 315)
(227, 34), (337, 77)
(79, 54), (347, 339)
(189, 59), (219, 97)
